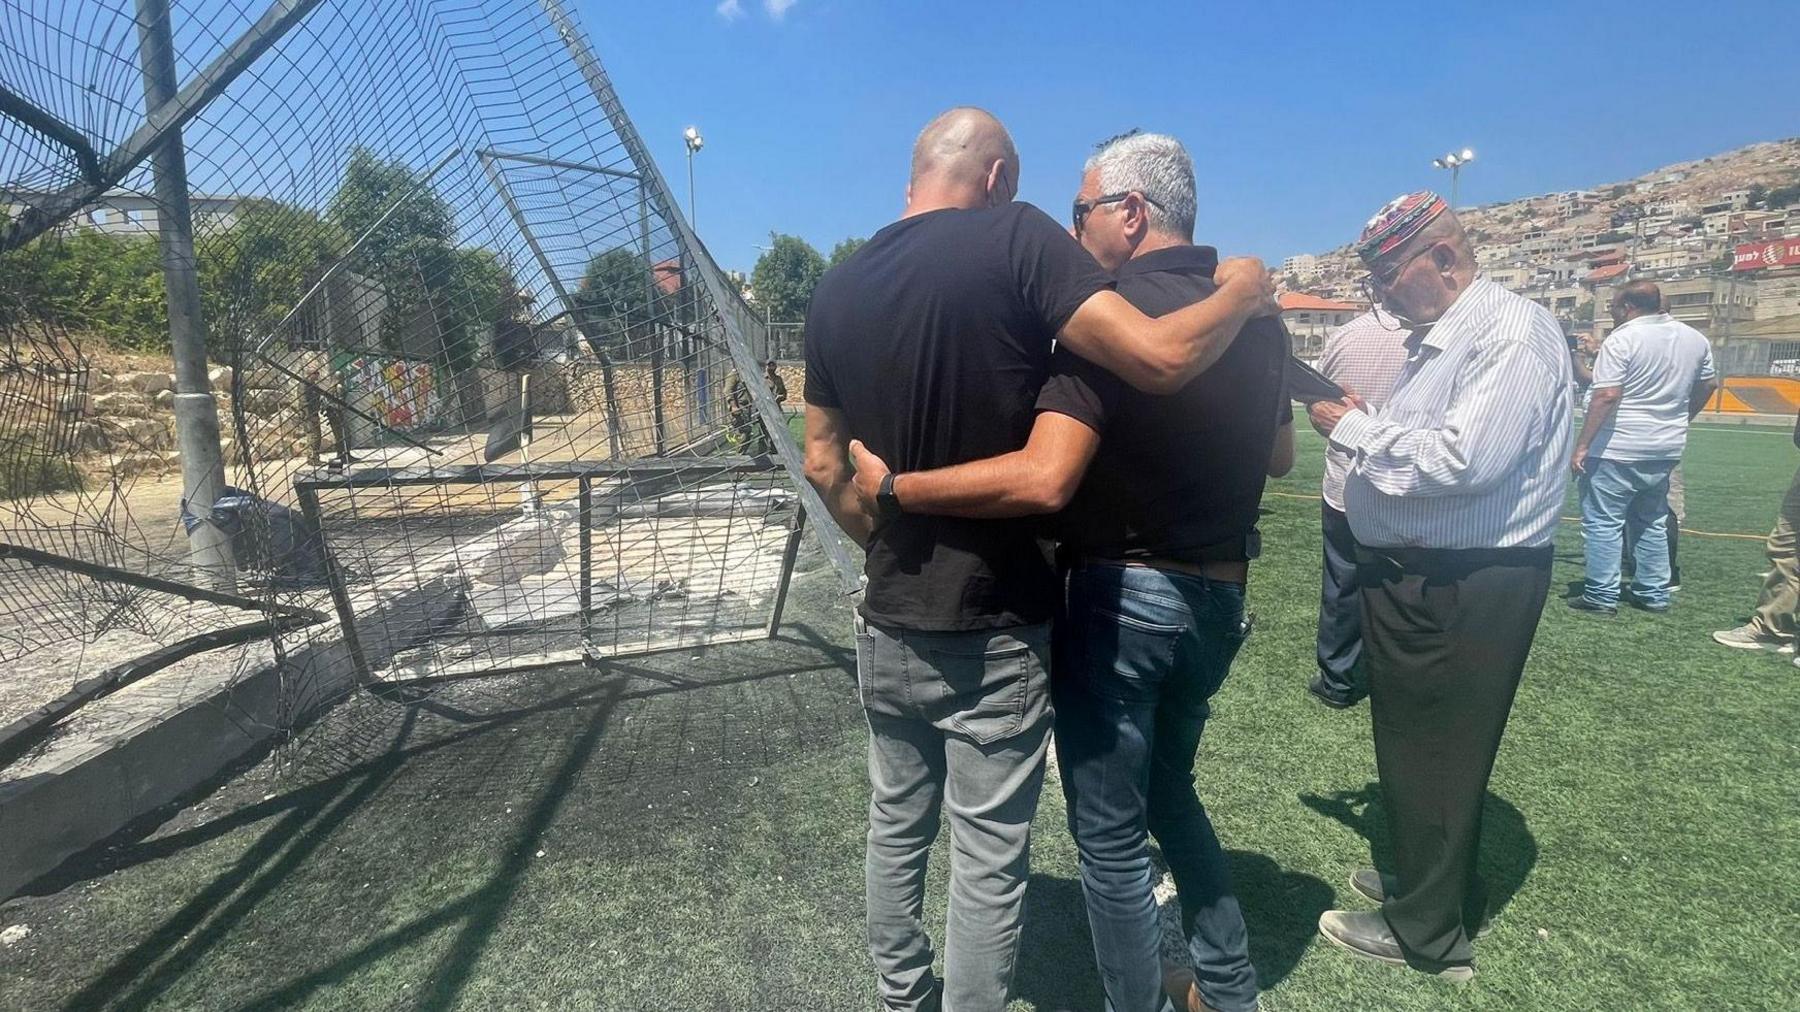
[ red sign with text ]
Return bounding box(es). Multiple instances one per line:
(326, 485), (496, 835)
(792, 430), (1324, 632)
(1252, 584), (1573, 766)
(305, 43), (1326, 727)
(1733, 238), (1800, 271)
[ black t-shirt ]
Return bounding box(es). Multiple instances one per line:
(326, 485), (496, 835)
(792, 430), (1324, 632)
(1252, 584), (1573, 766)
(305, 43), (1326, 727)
(1035, 245), (1293, 562)
(804, 202), (1111, 631)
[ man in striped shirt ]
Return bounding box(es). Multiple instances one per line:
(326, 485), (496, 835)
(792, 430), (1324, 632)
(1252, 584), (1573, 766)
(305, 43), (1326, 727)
(1311, 311), (1410, 710)
(1307, 192), (1572, 982)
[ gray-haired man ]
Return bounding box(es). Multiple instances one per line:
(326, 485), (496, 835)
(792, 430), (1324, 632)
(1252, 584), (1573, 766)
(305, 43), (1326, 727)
(847, 131), (1290, 1012)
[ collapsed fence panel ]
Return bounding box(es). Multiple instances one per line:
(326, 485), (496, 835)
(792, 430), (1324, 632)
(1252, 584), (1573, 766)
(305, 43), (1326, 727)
(0, 0), (859, 774)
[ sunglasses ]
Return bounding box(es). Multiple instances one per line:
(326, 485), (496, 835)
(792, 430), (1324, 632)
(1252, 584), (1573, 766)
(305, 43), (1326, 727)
(1360, 241), (1442, 292)
(1071, 191), (1163, 236)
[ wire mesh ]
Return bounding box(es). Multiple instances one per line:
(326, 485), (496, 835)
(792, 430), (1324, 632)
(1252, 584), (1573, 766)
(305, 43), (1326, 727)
(0, 0), (854, 769)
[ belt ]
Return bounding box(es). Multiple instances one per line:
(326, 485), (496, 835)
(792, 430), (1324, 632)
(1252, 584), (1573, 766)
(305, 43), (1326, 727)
(1353, 544), (1554, 576)
(1070, 555), (1248, 583)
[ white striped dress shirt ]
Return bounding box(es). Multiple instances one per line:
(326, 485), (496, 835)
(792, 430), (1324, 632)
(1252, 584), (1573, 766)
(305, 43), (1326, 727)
(1331, 278), (1573, 550)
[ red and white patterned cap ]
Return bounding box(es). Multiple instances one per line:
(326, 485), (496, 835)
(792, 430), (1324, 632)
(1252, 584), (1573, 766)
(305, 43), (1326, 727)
(1357, 191), (1447, 264)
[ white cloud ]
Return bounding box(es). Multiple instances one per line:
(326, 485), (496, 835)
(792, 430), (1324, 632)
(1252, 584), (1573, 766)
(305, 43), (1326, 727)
(763, 0), (798, 19)
(716, 0), (745, 20)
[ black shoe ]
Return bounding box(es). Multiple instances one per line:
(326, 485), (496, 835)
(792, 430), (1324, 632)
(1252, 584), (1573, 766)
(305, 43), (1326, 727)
(1307, 673), (1365, 709)
(1317, 910), (1475, 981)
(1567, 597), (1617, 617)
(1629, 598), (1672, 614)
(1348, 869), (1494, 938)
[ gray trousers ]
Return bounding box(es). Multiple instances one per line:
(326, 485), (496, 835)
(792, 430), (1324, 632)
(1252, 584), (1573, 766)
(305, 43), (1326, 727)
(1315, 503), (1363, 699)
(856, 615), (1053, 1012)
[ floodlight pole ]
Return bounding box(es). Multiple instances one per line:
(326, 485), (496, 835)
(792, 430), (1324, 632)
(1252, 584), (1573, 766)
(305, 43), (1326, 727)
(136, 0), (236, 591)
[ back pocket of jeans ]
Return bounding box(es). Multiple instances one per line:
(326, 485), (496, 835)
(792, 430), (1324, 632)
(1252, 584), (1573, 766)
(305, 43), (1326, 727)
(929, 639), (1034, 746)
(1078, 606), (1183, 701)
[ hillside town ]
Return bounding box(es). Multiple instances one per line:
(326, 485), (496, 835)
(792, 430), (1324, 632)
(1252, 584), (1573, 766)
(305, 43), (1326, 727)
(1278, 138), (1800, 380)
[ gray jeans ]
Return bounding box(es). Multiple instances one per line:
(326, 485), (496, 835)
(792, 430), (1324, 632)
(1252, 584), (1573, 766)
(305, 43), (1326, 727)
(856, 615), (1053, 1012)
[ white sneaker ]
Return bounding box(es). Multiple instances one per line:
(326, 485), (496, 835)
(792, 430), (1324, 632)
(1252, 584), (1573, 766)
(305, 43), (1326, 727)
(1712, 625), (1790, 652)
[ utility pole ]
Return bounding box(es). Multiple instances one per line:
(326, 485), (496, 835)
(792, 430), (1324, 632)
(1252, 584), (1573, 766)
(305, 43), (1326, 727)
(1433, 148), (1475, 207)
(136, 0), (235, 591)
(683, 125), (703, 229)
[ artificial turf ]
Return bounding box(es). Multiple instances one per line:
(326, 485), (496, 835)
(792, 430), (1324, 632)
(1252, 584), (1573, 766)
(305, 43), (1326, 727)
(1, 422), (1796, 1011)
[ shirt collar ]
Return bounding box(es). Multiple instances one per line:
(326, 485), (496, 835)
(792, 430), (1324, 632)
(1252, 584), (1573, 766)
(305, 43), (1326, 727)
(1114, 244), (1219, 280)
(1615, 311), (1673, 333)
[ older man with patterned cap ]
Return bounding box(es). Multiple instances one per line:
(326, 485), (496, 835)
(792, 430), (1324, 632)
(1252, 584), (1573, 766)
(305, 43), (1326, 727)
(1307, 192), (1572, 981)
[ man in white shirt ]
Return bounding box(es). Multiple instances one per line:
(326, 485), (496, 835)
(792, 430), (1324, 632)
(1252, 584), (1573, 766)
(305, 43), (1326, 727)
(1308, 192), (1571, 982)
(1569, 281), (1718, 615)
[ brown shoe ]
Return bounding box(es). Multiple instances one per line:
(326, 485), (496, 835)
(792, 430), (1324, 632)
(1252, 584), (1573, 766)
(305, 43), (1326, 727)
(1348, 869), (1494, 938)
(1317, 909), (1475, 982)
(1160, 964), (1223, 1012)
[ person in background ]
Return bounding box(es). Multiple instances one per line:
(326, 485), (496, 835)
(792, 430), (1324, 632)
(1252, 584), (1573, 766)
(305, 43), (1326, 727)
(1712, 406), (1800, 659)
(1309, 310), (1408, 710)
(763, 358), (788, 408)
(1307, 192), (1571, 981)
(802, 108), (1276, 1012)
(1568, 281), (1717, 615)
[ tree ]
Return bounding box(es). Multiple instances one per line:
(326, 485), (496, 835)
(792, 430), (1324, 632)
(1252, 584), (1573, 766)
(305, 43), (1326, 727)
(574, 247), (657, 355)
(325, 148), (507, 382)
(828, 236), (867, 268)
(750, 233), (825, 323)
(200, 198), (346, 350)
(1767, 182), (1800, 209)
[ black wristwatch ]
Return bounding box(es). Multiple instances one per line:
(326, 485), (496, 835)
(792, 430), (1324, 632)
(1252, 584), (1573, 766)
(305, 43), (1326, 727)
(877, 472), (903, 522)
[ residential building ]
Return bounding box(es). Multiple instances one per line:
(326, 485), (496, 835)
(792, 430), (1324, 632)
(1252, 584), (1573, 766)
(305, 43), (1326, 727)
(1528, 283), (1591, 321)
(1636, 243), (1711, 273)
(1280, 293), (1365, 358)
(0, 188), (245, 237)
(1281, 253), (1318, 279)
(1485, 264), (1532, 290)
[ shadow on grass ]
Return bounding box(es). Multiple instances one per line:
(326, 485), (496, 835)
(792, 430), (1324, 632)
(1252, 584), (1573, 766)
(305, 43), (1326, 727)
(1013, 849), (1332, 1010)
(1299, 782), (1538, 922)
(50, 619), (860, 1011)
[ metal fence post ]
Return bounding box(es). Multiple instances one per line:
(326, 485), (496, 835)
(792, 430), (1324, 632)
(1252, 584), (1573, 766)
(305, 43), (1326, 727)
(136, 0), (236, 591)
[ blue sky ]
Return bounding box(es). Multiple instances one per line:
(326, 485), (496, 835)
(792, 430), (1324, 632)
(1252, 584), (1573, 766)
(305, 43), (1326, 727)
(581, 0), (1799, 273)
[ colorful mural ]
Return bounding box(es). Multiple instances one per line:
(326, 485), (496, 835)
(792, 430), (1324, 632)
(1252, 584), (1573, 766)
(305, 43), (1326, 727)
(335, 354), (447, 435)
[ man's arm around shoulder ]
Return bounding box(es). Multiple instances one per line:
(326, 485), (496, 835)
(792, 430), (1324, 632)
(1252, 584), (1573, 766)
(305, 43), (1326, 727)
(1057, 258), (1278, 395)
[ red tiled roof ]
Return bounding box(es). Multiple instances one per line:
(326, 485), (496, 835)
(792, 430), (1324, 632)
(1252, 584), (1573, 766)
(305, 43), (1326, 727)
(1584, 263), (1630, 283)
(1279, 293), (1364, 312)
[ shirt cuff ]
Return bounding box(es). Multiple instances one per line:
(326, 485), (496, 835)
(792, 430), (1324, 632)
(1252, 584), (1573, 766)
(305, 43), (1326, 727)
(1328, 409), (1376, 453)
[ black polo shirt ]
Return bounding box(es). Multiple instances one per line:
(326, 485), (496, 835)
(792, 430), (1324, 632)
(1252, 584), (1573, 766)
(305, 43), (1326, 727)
(804, 202), (1111, 631)
(1035, 244), (1292, 562)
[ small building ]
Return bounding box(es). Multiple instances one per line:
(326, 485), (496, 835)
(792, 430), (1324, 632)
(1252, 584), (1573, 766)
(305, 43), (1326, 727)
(0, 187), (245, 237)
(1281, 293), (1366, 358)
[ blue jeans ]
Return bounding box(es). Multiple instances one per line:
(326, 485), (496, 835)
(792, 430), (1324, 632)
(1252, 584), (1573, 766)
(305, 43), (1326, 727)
(1054, 564), (1258, 1012)
(1580, 458), (1677, 608)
